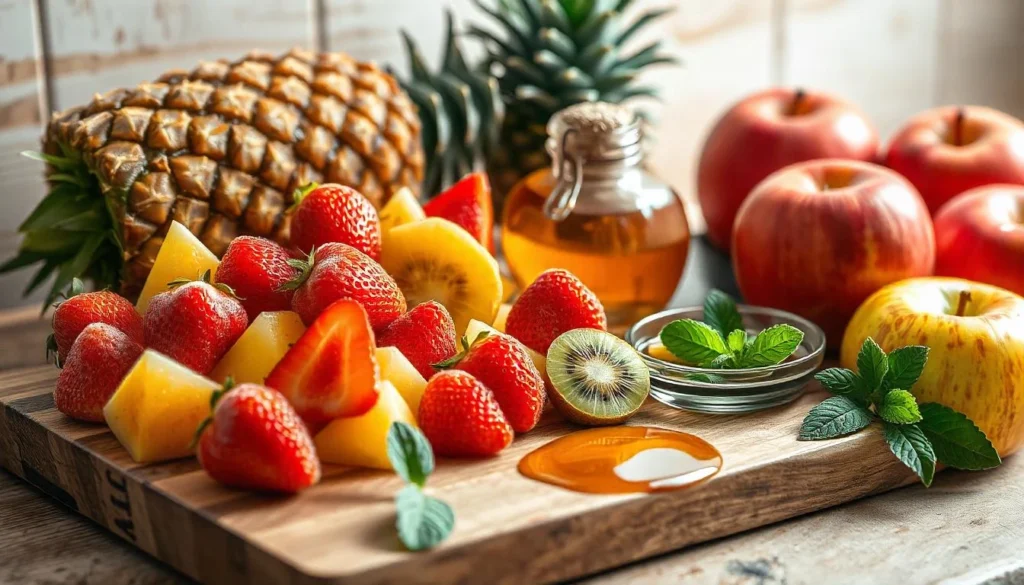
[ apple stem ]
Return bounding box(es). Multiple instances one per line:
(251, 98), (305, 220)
(955, 290), (972, 317)
(953, 107), (965, 146)
(789, 88), (806, 116)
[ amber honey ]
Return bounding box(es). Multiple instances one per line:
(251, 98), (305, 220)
(518, 426), (722, 494)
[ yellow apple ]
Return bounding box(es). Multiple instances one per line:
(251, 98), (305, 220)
(842, 277), (1024, 457)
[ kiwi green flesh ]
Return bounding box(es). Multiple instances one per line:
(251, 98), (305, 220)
(546, 329), (651, 426)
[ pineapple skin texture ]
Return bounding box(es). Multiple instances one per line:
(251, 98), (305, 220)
(135, 221), (220, 315)
(314, 381), (416, 470)
(210, 311), (306, 385)
(375, 347), (427, 415)
(44, 48), (424, 298)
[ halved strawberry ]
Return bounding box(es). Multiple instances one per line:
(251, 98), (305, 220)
(265, 299), (379, 428)
(423, 173), (494, 254)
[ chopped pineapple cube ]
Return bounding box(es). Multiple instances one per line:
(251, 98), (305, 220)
(314, 381), (415, 469)
(210, 311), (306, 385)
(136, 221), (219, 315)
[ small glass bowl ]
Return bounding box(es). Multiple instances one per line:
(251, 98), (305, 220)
(626, 305), (826, 414)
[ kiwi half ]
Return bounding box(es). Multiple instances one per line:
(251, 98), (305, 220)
(546, 329), (651, 425)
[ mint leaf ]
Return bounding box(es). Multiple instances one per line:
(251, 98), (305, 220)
(683, 372), (726, 383)
(799, 396), (874, 440)
(886, 346), (929, 390)
(883, 422), (936, 487)
(856, 337), (888, 391)
(879, 389), (922, 424)
(703, 289), (744, 339)
(814, 368), (868, 402)
(704, 353), (735, 369)
(737, 324), (803, 368)
(387, 422), (434, 487)
(660, 319), (728, 365)
(727, 329), (747, 354)
(395, 485), (454, 551)
(918, 403), (1001, 470)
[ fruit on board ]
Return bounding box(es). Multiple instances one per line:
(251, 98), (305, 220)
(376, 347), (427, 415)
(841, 277), (1024, 457)
(378, 187), (425, 237)
(933, 185), (1024, 296)
(441, 330), (545, 433)
(505, 268), (607, 356)
(54, 323), (144, 422)
(286, 243), (406, 331)
(314, 381), (416, 470)
(104, 349), (220, 463)
(883, 106), (1024, 214)
(210, 311), (306, 385)
(732, 159), (935, 346)
(197, 382), (320, 493)
(380, 217), (501, 334)
(289, 183), (382, 260)
(697, 88), (879, 250)
(265, 299), (380, 428)
(546, 329), (651, 425)
(492, 302), (512, 332)
(48, 279), (143, 366)
(0, 48), (423, 304)
(136, 221), (220, 315)
(465, 318), (547, 385)
(418, 370), (513, 457)
(422, 173), (495, 254)
(143, 271), (248, 375)
(376, 301), (457, 380)
(215, 236), (297, 321)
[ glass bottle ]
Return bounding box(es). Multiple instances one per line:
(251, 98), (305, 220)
(502, 102), (690, 330)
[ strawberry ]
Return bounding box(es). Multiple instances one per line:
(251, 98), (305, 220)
(423, 173), (494, 254)
(285, 243), (406, 331)
(418, 370), (513, 457)
(266, 299), (380, 428)
(143, 271), (248, 375)
(505, 269), (607, 355)
(48, 278), (143, 367)
(215, 236), (298, 321)
(290, 183), (381, 260)
(440, 332), (545, 433)
(376, 301), (457, 379)
(54, 323), (144, 422)
(197, 382), (320, 493)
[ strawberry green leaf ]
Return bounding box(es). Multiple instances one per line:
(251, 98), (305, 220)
(659, 319), (728, 365)
(879, 389), (922, 424)
(396, 485), (455, 551)
(703, 289), (744, 339)
(856, 337), (888, 392)
(883, 422), (936, 487)
(885, 346), (929, 390)
(387, 422), (434, 487)
(918, 403), (1001, 470)
(736, 324), (803, 368)
(799, 396), (874, 440)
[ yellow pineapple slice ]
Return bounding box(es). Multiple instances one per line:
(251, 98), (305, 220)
(465, 318), (546, 381)
(376, 346), (427, 415)
(381, 218), (501, 334)
(210, 311), (306, 385)
(103, 350), (220, 463)
(379, 187), (425, 235)
(501, 274), (518, 303)
(136, 221), (219, 315)
(492, 303), (512, 332)
(314, 381), (415, 470)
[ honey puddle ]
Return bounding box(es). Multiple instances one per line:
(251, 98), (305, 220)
(518, 426), (723, 494)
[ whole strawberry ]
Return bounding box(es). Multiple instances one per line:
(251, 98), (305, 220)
(285, 243), (406, 331)
(49, 278), (143, 366)
(376, 301), (456, 379)
(506, 269), (607, 355)
(418, 370), (513, 457)
(144, 271), (248, 375)
(440, 332), (545, 433)
(423, 173), (494, 254)
(290, 183), (381, 260)
(215, 236), (298, 322)
(197, 382), (320, 493)
(55, 323), (144, 422)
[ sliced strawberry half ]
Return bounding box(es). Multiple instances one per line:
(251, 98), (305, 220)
(423, 172), (494, 254)
(265, 299), (380, 428)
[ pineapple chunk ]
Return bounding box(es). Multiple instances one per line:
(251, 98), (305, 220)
(314, 381), (415, 470)
(136, 221), (220, 315)
(210, 311), (306, 385)
(466, 318), (546, 381)
(376, 346), (427, 415)
(492, 303), (512, 332)
(379, 187), (426, 235)
(104, 350), (220, 463)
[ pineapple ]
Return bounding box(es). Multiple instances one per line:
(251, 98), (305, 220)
(135, 220), (219, 314)
(210, 311), (306, 385)
(314, 381), (416, 470)
(376, 346), (427, 415)
(378, 186), (425, 236)
(3, 48), (424, 304)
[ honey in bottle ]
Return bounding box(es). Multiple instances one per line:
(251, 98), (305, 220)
(502, 102), (690, 330)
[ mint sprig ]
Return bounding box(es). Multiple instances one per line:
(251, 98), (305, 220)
(800, 338), (1001, 486)
(386, 422), (454, 550)
(659, 289), (804, 370)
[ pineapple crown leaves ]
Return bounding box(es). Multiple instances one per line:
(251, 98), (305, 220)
(278, 247), (317, 293)
(192, 377), (237, 449)
(432, 331), (490, 370)
(168, 269), (242, 300)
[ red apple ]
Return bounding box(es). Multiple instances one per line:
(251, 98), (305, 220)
(697, 87), (879, 251)
(933, 184), (1024, 296)
(883, 105), (1024, 214)
(732, 159), (935, 346)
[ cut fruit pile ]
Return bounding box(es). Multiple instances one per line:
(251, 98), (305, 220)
(46, 173), (650, 495)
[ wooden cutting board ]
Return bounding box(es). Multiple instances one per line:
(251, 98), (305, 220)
(0, 365), (917, 585)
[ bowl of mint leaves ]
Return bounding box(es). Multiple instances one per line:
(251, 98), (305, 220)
(626, 290), (826, 413)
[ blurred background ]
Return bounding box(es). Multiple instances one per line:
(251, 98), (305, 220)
(2, 0), (1023, 308)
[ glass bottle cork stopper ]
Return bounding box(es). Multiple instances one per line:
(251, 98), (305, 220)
(543, 102), (643, 221)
